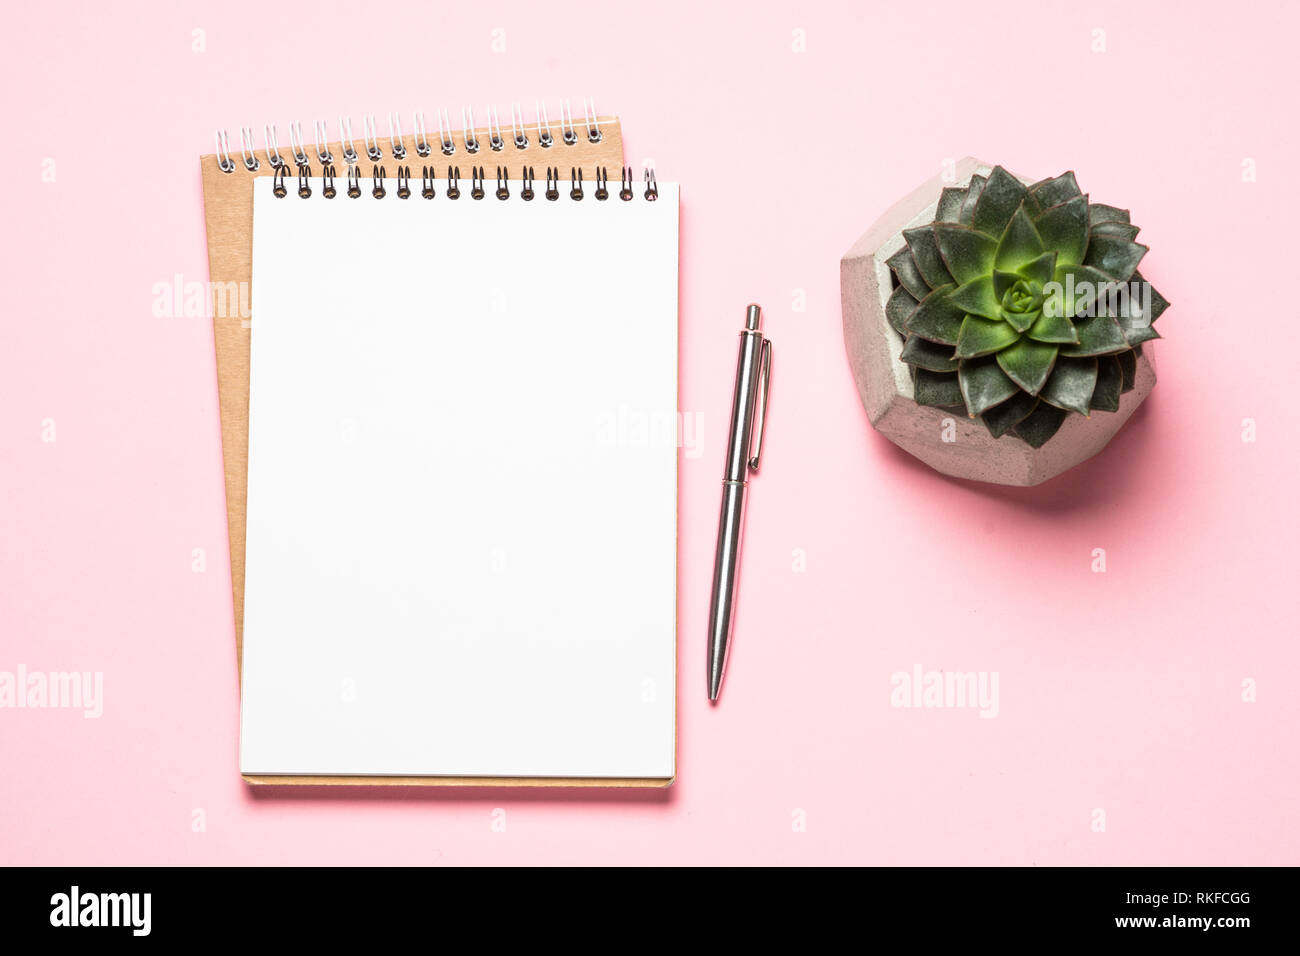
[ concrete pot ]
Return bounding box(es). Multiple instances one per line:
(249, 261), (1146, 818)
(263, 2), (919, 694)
(841, 157), (1155, 486)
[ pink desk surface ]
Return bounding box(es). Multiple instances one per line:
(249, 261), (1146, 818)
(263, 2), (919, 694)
(2, 0), (1296, 865)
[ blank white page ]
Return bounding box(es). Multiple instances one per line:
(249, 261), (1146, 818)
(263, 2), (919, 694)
(240, 174), (677, 778)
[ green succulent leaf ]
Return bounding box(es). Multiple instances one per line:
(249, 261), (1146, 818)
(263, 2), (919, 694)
(1135, 273), (1170, 324)
(1013, 401), (1068, 448)
(936, 187), (967, 223)
(1149, 286), (1170, 324)
(933, 223), (997, 285)
(991, 270), (1019, 299)
(980, 391), (1039, 438)
(954, 315), (1019, 359)
(1016, 251), (1057, 287)
(913, 368), (963, 408)
(903, 226), (956, 290)
(1001, 306), (1037, 333)
(1047, 263), (1117, 319)
(900, 335), (959, 372)
(995, 272), (1046, 332)
(1098, 280), (1162, 347)
(1089, 203), (1130, 226)
(949, 276), (1003, 321)
(905, 284), (964, 345)
(1110, 275), (1167, 346)
(1026, 310), (1079, 345)
(1117, 349), (1138, 392)
(1090, 355), (1124, 412)
(885, 285), (920, 336)
(1061, 313), (1129, 356)
(971, 166), (1028, 237)
(1032, 195), (1089, 267)
(995, 338), (1058, 395)
(1091, 221), (1141, 240)
(1084, 235), (1148, 282)
(958, 174), (987, 226)
(887, 247), (931, 300)
(1040, 356), (1099, 415)
(1029, 171), (1082, 209)
(1122, 325), (1160, 347)
(994, 206), (1046, 272)
(958, 357), (1020, 416)
(889, 165), (1167, 448)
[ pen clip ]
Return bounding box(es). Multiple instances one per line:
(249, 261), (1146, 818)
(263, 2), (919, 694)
(747, 338), (771, 471)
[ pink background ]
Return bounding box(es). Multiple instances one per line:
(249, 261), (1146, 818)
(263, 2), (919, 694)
(2, 0), (1297, 865)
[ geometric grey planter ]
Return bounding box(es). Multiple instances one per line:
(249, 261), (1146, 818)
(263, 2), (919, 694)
(841, 157), (1155, 486)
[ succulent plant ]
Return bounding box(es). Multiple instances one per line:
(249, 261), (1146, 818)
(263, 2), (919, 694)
(885, 166), (1168, 447)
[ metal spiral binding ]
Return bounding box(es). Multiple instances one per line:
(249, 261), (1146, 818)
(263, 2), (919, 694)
(363, 117), (383, 162)
(438, 110), (455, 155)
(487, 107), (505, 152)
(264, 126), (285, 168)
(288, 124), (310, 167)
(313, 122), (332, 164)
(389, 115), (407, 160)
(264, 160), (662, 207)
(511, 104), (529, 149)
(560, 101), (577, 145)
(339, 118), (359, 164)
(214, 101), (605, 176)
(463, 108), (480, 154)
(536, 102), (554, 148)
(239, 128), (260, 170)
(266, 164), (658, 203)
(582, 98), (602, 144)
(215, 130), (236, 172)
(413, 113), (432, 157)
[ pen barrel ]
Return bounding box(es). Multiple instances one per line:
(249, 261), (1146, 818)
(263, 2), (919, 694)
(722, 330), (766, 481)
(708, 307), (766, 699)
(707, 478), (748, 698)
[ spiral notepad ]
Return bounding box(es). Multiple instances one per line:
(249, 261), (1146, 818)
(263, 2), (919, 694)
(202, 102), (624, 669)
(202, 102), (677, 786)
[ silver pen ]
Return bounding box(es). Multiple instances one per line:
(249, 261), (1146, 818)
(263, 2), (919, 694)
(707, 304), (772, 701)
